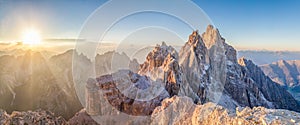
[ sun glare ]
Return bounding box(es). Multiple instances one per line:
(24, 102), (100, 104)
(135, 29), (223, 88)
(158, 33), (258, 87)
(22, 29), (41, 45)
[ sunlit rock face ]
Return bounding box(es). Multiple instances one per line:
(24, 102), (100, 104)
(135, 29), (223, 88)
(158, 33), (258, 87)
(0, 50), (83, 119)
(0, 49), (140, 120)
(139, 42), (182, 97)
(151, 96), (300, 125)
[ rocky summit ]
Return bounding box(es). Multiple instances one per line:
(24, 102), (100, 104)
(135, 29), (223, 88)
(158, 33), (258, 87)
(79, 25), (300, 124)
(139, 42), (181, 97)
(171, 25), (299, 112)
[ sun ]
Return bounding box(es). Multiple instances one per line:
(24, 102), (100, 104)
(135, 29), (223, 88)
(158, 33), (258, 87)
(22, 29), (41, 45)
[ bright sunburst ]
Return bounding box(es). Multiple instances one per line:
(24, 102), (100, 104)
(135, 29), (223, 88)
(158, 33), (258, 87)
(22, 29), (41, 45)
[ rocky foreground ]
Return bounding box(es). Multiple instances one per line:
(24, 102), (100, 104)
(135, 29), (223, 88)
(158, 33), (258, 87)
(151, 96), (300, 125)
(0, 109), (67, 125)
(2, 96), (299, 125)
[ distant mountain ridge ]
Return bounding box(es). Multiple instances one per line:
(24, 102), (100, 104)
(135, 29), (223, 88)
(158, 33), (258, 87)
(238, 50), (300, 65)
(260, 60), (300, 103)
(0, 49), (138, 119)
(260, 60), (300, 87)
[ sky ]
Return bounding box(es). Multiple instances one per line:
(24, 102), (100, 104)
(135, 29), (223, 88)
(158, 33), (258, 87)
(0, 0), (299, 51)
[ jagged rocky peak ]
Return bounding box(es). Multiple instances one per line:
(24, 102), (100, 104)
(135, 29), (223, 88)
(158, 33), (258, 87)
(139, 42), (181, 96)
(202, 25), (223, 49)
(139, 41), (178, 71)
(185, 30), (208, 63)
(238, 57), (247, 66)
(188, 30), (206, 50)
(202, 25), (227, 104)
(178, 30), (209, 104)
(238, 57), (258, 69)
(179, 29), (208, 70)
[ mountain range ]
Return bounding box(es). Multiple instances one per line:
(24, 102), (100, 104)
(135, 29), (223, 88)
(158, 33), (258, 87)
(80, 25), (300, 124)
(0, 49), (138, 119)
(260, 60), (300, 103)
(0, 25), (299, 124)
(238, 50), (300, 65)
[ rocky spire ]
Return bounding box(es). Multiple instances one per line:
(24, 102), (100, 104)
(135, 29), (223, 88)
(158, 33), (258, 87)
(201, 25), (227, 103)
(178, 30), (209, 103)
(139, 42), (178, 73)
(202, 25), (223, 49)
(138, 42), (181, 96)
(238, 57), (247, 66)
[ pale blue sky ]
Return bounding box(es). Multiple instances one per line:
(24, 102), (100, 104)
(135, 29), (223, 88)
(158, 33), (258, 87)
(0, 0), (299, 51)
